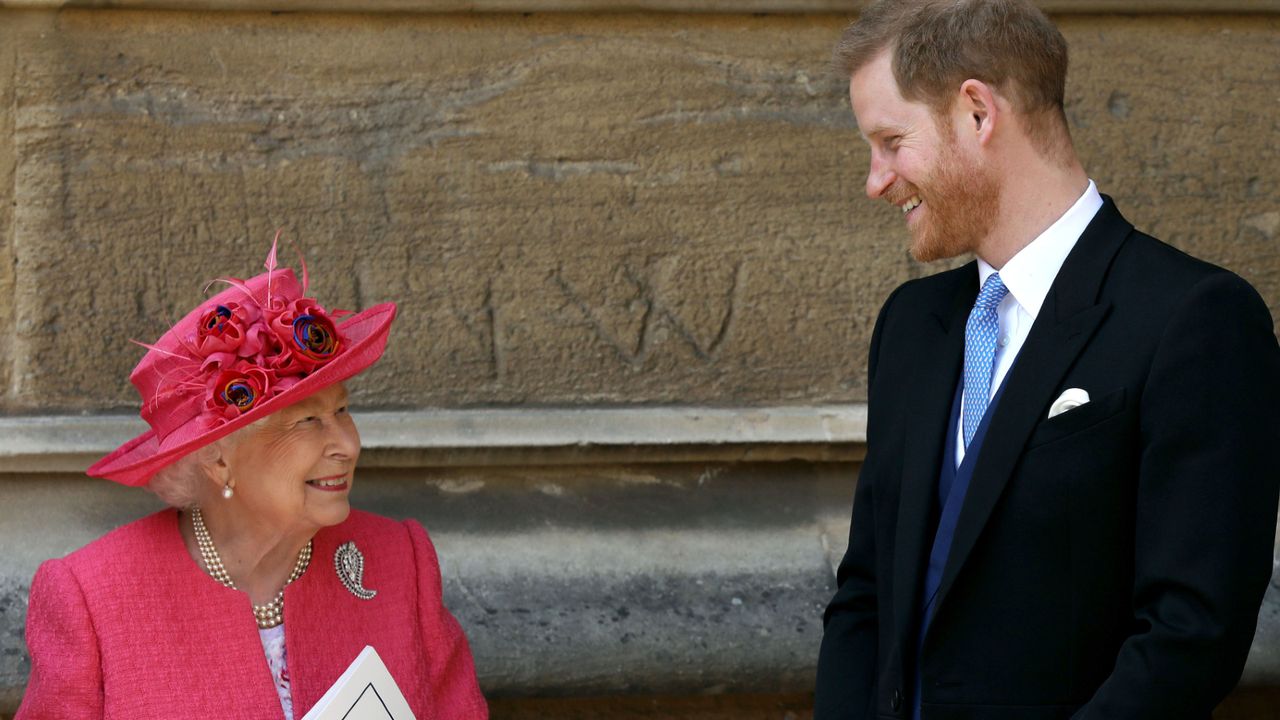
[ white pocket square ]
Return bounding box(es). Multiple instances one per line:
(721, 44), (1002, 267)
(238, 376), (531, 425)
(1048, 388), (1090, 419)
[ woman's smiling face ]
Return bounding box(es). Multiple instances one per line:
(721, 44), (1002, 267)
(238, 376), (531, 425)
(226, 383), (360, 535)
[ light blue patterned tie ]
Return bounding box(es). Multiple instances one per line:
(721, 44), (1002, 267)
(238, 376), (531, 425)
(962, 273), (1009, 448)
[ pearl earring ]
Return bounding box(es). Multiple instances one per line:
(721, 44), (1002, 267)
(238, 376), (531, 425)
(221, 483), (234, 500)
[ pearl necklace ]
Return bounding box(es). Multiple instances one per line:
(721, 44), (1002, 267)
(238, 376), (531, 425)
(190, 507), (312, 629)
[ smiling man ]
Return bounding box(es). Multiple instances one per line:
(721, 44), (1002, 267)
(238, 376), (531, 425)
(814, 2), (1280, 719)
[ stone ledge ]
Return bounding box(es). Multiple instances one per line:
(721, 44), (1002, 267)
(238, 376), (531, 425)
(0, 0), (1274, 12)
(0, 405), (868, 472)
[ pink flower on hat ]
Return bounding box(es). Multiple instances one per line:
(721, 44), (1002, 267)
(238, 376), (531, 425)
(207, 363), (276, 419)
(265, 298), (343, 373)
(192, 301), (262, 357)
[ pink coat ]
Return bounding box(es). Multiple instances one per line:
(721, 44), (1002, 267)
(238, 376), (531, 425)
(17, 509), (488, 719)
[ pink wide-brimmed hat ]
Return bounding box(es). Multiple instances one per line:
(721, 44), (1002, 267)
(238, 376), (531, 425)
(89, 241), (396, 487)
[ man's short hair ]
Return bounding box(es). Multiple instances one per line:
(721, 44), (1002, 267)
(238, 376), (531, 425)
(835, 0), (1071, 159)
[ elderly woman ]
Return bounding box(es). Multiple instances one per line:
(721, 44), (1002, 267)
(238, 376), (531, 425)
(17, 244), (488, 719)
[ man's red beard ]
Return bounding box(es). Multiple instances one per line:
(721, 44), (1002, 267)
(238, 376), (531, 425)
(889, 141), (1001, 263)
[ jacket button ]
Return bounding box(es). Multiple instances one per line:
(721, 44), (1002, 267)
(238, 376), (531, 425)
(890, 688), (903, 711)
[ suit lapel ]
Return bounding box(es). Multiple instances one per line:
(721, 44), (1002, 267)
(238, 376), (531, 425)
(891, 268), (975, 647)
(928, 198), (1133, 620)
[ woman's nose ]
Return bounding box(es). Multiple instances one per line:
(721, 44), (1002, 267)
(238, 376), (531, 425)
(327, 416), (360, 459)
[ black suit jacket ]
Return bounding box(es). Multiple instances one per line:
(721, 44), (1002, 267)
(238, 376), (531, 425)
(815, 198), (1280, 720)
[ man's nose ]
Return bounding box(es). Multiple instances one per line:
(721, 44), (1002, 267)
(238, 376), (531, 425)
(865, 154), (895, 200)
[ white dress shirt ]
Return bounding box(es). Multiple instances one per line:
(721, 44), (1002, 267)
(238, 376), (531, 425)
(955, 180), (1104, 467)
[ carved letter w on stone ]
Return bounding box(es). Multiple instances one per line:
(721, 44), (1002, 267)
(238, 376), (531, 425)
(553, 256), (744, 370)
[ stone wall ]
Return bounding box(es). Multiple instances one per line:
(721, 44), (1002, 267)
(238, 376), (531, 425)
(0, 9), (1276, 413)
(0, 2), (1277, 717)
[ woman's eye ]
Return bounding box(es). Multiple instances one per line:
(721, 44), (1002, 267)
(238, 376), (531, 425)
(336, 406), (349, 415)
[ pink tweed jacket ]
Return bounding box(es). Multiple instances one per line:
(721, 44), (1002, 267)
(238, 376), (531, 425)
(17, 509), (488, 720)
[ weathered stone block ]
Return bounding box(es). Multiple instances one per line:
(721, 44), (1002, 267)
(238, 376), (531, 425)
(0, 11), (1276, 414)
(1, 1), (1279, 14)
(1065, 16), (1280, 301)
(0, 19), (17, 409)
(5, 11), (866, 411)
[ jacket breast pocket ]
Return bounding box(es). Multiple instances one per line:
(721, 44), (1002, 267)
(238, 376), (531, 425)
(1025, 387), (1127, 450)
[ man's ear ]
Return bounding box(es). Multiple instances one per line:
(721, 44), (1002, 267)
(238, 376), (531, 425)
(958, 79), (1000, 146)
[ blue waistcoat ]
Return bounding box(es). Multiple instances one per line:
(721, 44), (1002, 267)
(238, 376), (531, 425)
(911, 378), (1008, 719)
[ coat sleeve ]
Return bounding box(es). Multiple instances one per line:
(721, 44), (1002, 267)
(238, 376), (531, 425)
(814, 284), (903, 720)
(404, 520), (489, 720)
(16, 559), (105, 720)
(1075, 272), (1280, 719)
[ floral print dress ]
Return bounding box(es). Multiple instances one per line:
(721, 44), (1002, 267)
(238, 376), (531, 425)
(259, 625), (293, 720)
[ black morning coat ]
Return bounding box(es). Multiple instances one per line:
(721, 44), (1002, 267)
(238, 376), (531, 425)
(814, 198), (1280, 720)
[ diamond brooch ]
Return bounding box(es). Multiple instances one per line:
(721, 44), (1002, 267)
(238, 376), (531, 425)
(335, 541), (377, 601)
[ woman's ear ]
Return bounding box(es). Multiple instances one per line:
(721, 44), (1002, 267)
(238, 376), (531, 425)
(200, 443), (235, 498)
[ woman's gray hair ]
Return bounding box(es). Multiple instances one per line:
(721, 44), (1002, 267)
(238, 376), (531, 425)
(146, 421), (262, 508)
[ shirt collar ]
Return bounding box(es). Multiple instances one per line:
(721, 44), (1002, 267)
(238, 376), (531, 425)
(977, 180), (1104, 320)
